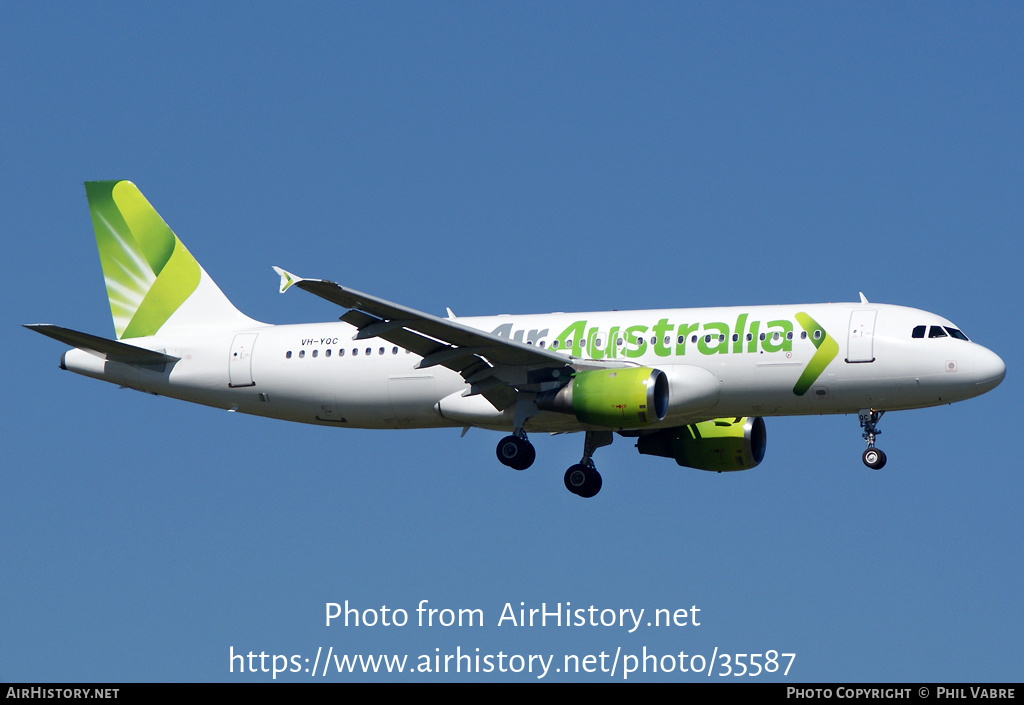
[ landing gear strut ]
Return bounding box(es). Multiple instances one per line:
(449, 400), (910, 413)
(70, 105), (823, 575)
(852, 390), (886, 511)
(564, 431), (612, 498)
(858, 409), (887, 470)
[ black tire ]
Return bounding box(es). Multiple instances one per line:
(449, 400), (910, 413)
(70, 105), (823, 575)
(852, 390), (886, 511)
(496, 435), (535, 470)
(862, 447), (887, 470)
(564, 464), (586, 494)
(564, 464), (602, 498)
(577, 467), (603, 498)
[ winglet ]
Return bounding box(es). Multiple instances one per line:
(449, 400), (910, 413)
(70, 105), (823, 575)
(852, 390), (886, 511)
(273, 266), (303, 294)
(859, 292), (869, 304)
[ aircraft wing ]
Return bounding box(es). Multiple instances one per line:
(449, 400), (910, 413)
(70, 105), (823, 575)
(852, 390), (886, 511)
(273, 267), (607, 410)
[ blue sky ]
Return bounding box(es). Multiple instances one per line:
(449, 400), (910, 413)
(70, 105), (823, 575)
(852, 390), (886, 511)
(2, 3), (1021, 682)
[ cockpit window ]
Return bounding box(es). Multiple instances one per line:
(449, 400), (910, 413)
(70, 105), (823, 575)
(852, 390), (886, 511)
(915, 324), (969, 341)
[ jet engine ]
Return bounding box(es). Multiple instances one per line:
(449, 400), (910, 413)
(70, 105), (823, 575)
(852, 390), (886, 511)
(636, 417), (766, 471)
(537, 367), (669, 428)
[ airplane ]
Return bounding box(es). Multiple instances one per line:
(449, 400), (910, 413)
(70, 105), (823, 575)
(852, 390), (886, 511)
(27, 181), (1006, 498)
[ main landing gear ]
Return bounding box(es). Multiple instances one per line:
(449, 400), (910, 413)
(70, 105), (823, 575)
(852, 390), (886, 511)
(496, 431), (535, 471)
(494, 429), (611, 498)
(858, 409), (887, 470)
(563, 431), (612, 498)
(496, 397), (539, 471)
(563, 464), (601, 498)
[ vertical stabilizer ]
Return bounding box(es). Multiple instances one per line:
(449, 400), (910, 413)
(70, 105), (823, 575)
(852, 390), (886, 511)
(85, 181), (259, 339)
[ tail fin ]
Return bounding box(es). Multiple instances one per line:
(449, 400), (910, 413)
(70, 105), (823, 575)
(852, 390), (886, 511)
(85, 181), (259, 339)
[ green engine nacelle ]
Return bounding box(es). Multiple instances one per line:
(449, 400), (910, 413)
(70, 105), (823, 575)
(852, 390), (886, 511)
(636, 417), (766, 471)
(537, 367), (669, 428)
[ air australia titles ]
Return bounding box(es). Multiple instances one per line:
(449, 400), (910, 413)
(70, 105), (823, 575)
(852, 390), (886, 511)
(495, 313), (829, 361)
(493, 311), (837, 396)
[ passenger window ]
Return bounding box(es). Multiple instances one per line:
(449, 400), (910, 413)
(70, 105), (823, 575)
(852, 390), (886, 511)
(312, 350), (318, 358)
(929, 326), (947, 338)
(912, 326), (926, 339)
(298, 350), (305, 359)
(286, 350), (292, 359)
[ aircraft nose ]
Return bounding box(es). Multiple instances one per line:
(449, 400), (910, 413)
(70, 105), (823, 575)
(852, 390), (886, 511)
(972, 346), (1006, 393)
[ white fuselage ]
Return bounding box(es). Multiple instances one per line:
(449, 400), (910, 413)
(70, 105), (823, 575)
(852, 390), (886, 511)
(61, 302), (1006, 433)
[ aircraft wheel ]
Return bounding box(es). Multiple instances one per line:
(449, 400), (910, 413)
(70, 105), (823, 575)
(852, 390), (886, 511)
(496, 435), (535, 470)
(862, 447), (887, 470)
(564, 464), (602, 498)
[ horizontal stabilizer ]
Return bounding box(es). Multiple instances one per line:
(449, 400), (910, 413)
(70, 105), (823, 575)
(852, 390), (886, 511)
(24, 324), (179, 365)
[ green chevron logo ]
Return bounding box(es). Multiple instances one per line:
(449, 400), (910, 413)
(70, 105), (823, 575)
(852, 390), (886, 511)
(792, 312), (839, 396)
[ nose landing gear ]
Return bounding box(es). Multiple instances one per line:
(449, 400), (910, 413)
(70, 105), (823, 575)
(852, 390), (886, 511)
(859, 409), (887, 469)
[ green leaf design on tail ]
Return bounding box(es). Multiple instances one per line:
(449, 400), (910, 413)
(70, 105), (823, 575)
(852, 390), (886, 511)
(85, 181), (201, 339)
(792, 312), (838, 396)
